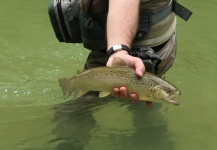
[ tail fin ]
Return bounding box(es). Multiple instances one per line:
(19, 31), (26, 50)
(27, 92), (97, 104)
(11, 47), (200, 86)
(58, 78), (75, 99)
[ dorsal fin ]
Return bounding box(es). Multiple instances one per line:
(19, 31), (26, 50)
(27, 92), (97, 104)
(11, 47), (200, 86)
(111, 57), (128, 67)
(77, 70), (82, 74)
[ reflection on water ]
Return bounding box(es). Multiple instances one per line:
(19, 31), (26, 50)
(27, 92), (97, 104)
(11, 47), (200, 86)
(1, 0), (217, 150)
(52, 97), (175, 150)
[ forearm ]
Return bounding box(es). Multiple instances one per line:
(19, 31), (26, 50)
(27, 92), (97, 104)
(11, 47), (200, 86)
(106, 0), (144, 102)
(106, 0), (140, 49)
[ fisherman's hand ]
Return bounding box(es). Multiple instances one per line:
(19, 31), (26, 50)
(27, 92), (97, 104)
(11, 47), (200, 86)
(107, 51), (145, 77)
(106, 51), (145, 103)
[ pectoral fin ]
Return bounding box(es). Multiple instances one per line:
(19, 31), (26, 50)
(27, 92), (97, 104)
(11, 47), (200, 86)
(99, 91), (111, 97)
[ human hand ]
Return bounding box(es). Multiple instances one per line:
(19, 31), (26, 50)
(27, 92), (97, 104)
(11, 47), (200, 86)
(106, 50), (146, 103)
(107, 50), (145, 77)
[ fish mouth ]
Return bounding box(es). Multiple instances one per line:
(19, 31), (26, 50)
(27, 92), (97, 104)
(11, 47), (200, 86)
(168, 97), (179, 106)
(166, 92), (180, 106)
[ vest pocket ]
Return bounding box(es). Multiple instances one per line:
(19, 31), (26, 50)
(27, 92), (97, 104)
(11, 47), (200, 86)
(79, 11), (106, 51)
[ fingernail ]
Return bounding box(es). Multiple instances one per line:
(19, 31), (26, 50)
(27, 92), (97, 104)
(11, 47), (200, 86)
(138, 71), (143, 77)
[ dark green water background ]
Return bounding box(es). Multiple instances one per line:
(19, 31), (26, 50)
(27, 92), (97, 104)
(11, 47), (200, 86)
(0, 0), (217, 150)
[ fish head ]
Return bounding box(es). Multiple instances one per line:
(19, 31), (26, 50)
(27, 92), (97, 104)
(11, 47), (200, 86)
(149, 84), (181, 106)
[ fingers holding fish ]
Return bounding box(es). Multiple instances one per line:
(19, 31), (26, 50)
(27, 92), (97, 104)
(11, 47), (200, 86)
(112, 87), (140, 103)
(146, 101), (153, 107)
(132, 57), (145, 78)
(129, 93), (140, 103)
(112, 87), (120, 97)
(119, 87), (128, 99)
(106, 51), (145, 77)
(112, 87), (128, 99)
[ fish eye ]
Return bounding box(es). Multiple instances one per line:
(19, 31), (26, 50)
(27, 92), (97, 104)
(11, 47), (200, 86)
(168, 89), (172, 93)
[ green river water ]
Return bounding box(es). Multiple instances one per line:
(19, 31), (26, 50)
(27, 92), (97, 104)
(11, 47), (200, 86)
(0, 0), (217, 150)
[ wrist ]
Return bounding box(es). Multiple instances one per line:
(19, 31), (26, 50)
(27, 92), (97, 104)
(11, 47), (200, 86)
(109, 50), (129, 58)
(106, 44), (131, 60)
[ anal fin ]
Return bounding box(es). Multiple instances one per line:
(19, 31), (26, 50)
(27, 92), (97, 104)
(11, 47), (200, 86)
(74, 89), (89, 98)
(99, 91), (111, 97)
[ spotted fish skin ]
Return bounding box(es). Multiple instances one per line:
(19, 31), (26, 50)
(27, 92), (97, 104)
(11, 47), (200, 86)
(59, 58), (181, 106)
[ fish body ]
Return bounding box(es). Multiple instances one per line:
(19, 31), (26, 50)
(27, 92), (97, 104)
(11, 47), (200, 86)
(59, 58), (181, 106)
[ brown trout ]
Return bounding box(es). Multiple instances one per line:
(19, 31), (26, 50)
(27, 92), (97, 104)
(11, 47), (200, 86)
(58, 57), (181, 105)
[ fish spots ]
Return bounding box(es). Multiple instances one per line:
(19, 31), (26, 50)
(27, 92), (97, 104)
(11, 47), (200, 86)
(107, 69), (133, 81)
(59, 65), (180, 105)
(151, 88), (159, 94)
(146, 80), (153, 86)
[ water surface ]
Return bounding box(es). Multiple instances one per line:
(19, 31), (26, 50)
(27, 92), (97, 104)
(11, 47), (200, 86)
(0, 0), (217, 150)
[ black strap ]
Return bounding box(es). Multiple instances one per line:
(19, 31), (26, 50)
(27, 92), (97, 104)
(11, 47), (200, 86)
(87, 0), (94, 14)
(56, 1), (70, 41)
(106, 44), (131, 60)
(85, 0), (94, 28)
(173, 0), (193, 21)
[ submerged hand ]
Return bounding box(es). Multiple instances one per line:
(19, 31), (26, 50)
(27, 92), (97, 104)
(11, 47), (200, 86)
(107, 51), (153, 105)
